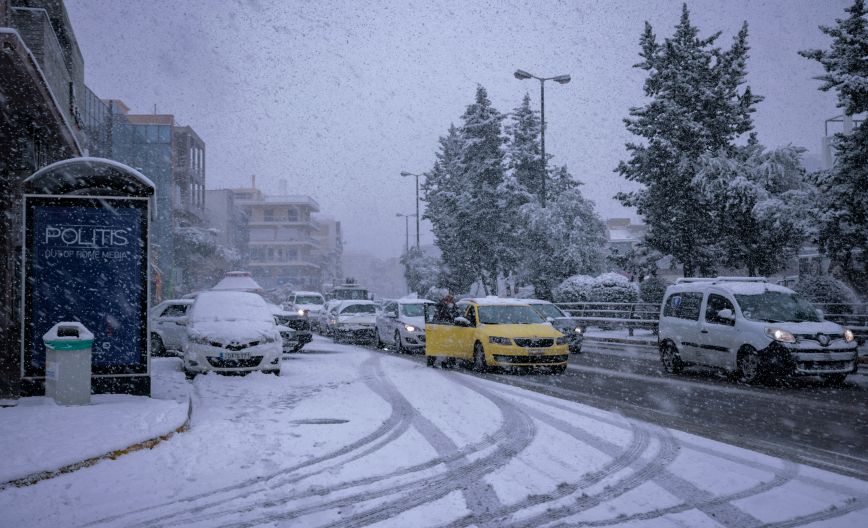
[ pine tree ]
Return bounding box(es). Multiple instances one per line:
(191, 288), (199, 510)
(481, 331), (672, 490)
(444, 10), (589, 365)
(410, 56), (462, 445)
(695, 143), (813, 276)
(616, 4), (761, 277)
(455, 85), (508, 293)
(505, 94), (543, 197)
(800, 0), (868, 293)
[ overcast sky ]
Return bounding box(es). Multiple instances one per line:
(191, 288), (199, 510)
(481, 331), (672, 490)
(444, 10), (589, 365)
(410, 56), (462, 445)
(66, 0), (846, 258)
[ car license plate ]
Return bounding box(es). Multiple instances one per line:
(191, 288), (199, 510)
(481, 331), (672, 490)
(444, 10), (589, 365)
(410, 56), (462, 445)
(223, 352), (250, 360)
(528, 348), (544, 356)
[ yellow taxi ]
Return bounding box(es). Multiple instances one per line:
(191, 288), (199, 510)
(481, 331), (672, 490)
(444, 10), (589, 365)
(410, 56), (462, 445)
(425, 297), (569, 373)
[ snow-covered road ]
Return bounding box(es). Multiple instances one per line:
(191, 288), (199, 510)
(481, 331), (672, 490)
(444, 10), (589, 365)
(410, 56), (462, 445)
(2, 337), (867, 528)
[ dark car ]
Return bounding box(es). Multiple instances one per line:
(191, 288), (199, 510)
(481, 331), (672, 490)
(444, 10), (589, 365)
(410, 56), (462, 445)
(526, 299), (584, 353)
(272, 307), (313, 353)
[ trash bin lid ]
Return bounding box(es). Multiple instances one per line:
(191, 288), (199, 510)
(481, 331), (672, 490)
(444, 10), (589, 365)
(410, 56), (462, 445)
(42, 322), (94, 351)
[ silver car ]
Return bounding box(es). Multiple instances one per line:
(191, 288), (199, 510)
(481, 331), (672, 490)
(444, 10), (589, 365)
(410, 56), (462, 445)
(149, 299), (194, 356)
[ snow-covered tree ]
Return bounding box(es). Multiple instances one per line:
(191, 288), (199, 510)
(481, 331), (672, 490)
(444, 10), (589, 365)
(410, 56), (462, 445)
(607, 242), (664, 282)
(800, 0), (868, 293)
(516, 186), (607, 299)
(505, 93), (543, 197)
(695, 143), (814, 276)
(616, 5), (762, 277)
(794, 275), (859, 314)
(174, 227), (241, 294)
(552, 275), (596, 303)
(400, 248), (442, 297)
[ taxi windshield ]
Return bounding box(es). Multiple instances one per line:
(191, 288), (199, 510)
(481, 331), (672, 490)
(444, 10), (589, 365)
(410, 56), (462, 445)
(478, 305), (545, 325)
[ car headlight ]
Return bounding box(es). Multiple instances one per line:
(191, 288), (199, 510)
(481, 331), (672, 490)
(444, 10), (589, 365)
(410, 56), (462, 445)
(766, 327), (796, 344)
(297, 309), (305, 316)
(844, 329), (855, 343)
(489, 336), (512, 345)
(556, 336), (570, 345)
(575, 326), (584, 334)
(404, 325), (416, 332)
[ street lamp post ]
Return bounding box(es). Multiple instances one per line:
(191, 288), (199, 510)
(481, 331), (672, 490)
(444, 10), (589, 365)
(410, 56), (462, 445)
(400, 171), (422, 249)
(513, 69), (571, 208)
(395, 213), (416, 254)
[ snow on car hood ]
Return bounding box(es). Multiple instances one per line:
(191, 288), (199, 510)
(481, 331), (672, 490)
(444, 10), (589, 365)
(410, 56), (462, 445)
(189, 320), (278, 343)
(338, 314), (376, 325)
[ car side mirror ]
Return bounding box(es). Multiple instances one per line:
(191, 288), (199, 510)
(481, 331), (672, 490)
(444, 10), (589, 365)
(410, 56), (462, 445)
(388, 311), (398, 318)
(717, 309), (735, 321)
(454, 316), (471, 327)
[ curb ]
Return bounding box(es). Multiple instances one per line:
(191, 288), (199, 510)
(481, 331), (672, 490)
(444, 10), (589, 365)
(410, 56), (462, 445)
(0, 398), (192, 491)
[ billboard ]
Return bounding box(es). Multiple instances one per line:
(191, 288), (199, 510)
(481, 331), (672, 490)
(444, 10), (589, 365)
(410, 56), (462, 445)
(22, 195), (149, 379)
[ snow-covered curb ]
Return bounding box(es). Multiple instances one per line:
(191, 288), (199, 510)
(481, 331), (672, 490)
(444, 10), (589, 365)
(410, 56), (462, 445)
(0, 395), (191, 489)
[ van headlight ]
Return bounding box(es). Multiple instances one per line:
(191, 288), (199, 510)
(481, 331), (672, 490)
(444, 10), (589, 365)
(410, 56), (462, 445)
(766, 327), (796, 344)
(404, 325), (416, 332)
(844, 329), (855, 343)
(489, 336), (512, 345)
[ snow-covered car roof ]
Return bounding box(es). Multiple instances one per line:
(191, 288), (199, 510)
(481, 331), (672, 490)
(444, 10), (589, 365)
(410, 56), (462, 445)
(466, 296), (533, 306)
(397, 298), (434, 305)
(522, 299), (554, 305)
(212, 272), (263, 292)
(156, 298), (194, 306)
(667, 279), (794, 296)
(189, 291), (273, 322)
(293, 291), (324, 297)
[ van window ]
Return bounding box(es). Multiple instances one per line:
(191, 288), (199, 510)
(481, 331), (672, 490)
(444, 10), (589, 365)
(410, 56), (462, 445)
(663, 292), (703, 320)
(705, 294), (735, 325)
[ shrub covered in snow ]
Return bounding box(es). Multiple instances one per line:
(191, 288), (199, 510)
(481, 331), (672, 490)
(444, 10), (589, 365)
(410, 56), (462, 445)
(589, 273), (639, 304)
(793, 275), (859, 314)
(639, 276), (670, 304)
(552, 275), (596, 303)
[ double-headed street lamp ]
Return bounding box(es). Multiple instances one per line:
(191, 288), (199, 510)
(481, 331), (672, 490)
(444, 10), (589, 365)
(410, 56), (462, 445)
(513, 69), (571, 208)
(400, 171), (423, 249)
(395, 212), (416, 255)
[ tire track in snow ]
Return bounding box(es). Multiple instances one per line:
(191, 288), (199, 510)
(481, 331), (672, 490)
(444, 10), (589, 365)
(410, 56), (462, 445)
(80, 352), (415, 528)
(203, 359), (536, 528)
(440, 420), (651, 528)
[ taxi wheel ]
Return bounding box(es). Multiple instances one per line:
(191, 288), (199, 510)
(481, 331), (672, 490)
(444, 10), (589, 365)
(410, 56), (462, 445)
(395, 331), (406, 354)
(473, 343), (489, 373)
(426, 355), (435, 367)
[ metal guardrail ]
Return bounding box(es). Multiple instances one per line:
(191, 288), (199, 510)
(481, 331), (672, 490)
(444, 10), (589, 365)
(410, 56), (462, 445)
(555, 301), (868, 342)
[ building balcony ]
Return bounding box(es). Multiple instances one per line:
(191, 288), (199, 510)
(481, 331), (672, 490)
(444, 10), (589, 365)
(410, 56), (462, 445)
(246, 260), (321, 270)
(247, 237), (318, 247)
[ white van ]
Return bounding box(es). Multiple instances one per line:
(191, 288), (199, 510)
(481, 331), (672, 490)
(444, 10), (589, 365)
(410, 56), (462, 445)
(658, 277), (858, 384)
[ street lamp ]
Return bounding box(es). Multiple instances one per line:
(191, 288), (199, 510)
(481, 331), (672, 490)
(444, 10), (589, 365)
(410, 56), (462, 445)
(513, 69), (571, 207)
(395, 212), (416, 255)
(400, 171), (423, 249)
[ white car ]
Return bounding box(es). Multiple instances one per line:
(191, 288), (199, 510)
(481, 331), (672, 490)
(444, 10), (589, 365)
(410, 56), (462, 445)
(182, 291), (283, 378)
(283, 291), (326, 317)
(375, 299), (433, 353)
(658, 277), (858, 384)
(332, 300), (378, 343)
(314, 299), (342, 334)
(149, 299), (193, 356)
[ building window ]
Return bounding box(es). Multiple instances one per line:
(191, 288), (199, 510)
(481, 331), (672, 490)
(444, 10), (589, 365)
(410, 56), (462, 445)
(287, 208), (299, 222)
(264, 209), (274, 222)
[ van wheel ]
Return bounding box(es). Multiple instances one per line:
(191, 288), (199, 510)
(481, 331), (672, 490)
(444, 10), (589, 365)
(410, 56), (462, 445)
(737, 346), (764, 384)
(660, 342), (683, 374)
(473, 343), (489, 373)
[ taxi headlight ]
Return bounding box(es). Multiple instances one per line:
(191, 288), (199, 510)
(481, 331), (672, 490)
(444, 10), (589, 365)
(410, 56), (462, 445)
(766, 327), (796, 344)
(844, 329), (855, 343)
(489, 336), (512, 345)
(556, 336), (570, 345)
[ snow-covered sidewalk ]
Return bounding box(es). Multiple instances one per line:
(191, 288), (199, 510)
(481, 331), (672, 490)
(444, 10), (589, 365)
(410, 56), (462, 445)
(1, 337), (866, 527)
(0, 358), (190, 486)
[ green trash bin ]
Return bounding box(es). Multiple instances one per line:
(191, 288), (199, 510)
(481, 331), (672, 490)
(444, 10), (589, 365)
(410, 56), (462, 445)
(42, 322), (94, 405)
